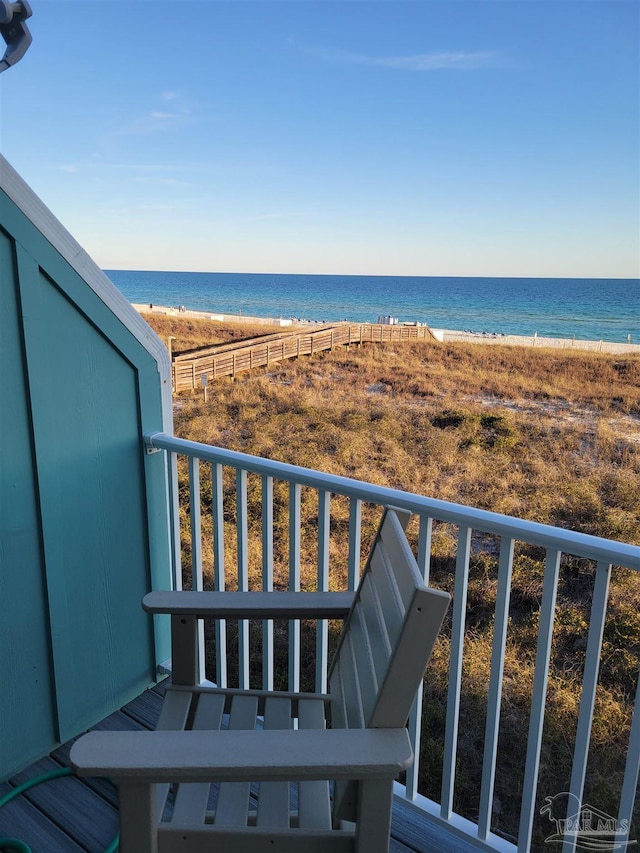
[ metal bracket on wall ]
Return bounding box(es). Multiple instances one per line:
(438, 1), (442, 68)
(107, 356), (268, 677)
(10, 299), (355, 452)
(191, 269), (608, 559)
(144, 433), (164, 455)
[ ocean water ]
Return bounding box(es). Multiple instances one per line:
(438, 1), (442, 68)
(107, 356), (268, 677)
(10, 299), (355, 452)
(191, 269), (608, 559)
(106, 271), (640, 344)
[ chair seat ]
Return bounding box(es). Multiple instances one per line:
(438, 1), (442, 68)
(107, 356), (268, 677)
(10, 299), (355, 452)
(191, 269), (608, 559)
(158, 688), (333, 834)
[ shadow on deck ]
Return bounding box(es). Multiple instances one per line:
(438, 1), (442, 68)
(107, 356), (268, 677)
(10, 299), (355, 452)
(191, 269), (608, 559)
(0, 686), (479, 853)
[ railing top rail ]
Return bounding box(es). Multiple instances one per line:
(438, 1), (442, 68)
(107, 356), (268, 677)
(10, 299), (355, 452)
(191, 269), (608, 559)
(145, 432), (640, 569)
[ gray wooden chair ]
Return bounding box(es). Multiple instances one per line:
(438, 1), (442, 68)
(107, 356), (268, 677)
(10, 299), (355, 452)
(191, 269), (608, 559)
(71, 508), (450, 853)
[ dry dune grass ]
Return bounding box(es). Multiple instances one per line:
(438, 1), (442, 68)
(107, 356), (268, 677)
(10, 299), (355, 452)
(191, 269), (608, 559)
(168, 331), (640, 542)
(146, 315), (640, 844)
(141, 311), (304, 354)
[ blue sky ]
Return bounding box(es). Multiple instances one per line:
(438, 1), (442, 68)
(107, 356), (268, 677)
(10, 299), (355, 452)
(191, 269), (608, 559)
(1, 0), (638, 278)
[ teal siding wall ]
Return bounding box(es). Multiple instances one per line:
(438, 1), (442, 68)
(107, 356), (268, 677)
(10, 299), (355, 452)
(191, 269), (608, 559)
(0, 173), (171, 779)
(0, 228), (58, 777)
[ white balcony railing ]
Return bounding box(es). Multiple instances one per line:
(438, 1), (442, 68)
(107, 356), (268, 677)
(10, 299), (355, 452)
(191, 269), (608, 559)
(146, 431), (640, 853)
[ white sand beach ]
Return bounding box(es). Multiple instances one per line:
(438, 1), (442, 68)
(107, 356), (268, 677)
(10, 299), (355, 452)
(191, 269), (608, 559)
(133, 303), (320, 328)
(431, 329), (640, 355)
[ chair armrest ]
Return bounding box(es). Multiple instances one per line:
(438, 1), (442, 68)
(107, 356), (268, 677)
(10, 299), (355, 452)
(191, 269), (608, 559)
(71, 728), (412, 783)
(143, 590), (355, 619)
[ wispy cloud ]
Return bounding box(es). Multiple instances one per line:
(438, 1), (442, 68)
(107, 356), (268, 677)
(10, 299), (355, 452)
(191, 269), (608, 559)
(106, 109), (190, 140)
(251, 210), (319, 222)
(375, 51), (496, 70)
(55, 160), (203, 188)
(96, 163), (200, 173)
(133, 173), (194, 188)
(93, 91), (193, 154)
(299, 44), (497, 71)
(150, 110), (187, 120)
(136, 203), (176, 212)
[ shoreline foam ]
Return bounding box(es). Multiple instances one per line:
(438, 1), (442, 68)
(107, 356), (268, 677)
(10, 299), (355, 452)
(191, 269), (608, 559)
(132, 304), (640, 356)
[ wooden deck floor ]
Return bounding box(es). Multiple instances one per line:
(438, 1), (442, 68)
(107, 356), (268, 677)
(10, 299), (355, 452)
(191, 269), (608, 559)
(0, 687), (479, 853)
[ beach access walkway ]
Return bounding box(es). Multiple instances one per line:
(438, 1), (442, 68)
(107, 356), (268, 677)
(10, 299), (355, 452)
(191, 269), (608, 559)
(170, 321), (437, 392)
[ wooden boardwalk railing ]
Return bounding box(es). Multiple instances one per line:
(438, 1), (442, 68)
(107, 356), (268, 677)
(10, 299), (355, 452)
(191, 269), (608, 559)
(172, 322), (436, 391)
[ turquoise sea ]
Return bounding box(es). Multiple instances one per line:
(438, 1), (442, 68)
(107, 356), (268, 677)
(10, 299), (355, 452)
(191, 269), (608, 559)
(106, 271), (640, 344)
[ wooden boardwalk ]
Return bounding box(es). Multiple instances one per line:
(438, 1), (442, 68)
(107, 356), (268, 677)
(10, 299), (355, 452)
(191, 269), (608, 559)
(0, 686), (478, 853)
(172, 322), (437, 391)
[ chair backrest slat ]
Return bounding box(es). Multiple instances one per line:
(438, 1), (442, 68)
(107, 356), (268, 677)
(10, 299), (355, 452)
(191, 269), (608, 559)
(358, 572), (392, 688)
(376, 513), (425, 609)
(346, 605), (379, 709)
(368, 583), (449, 727)
(329, 508), (451, 822)
(331, 633), (366, 729)
(329, 508), (450, 732)
(366, 547), (404, 647)
(328, 657), (347, 730)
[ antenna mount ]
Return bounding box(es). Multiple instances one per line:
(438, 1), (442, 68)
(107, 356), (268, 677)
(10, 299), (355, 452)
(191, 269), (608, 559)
(0, 0), (32, 74)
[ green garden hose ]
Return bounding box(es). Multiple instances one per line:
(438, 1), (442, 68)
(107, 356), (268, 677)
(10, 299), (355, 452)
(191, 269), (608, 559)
(103, 835), (119, 853)
(0, 767), (118, 853)
(0, 768), (74, 809)
(0, 840), (31, 853)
